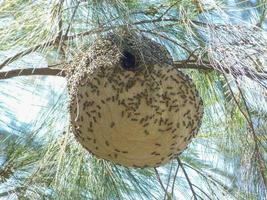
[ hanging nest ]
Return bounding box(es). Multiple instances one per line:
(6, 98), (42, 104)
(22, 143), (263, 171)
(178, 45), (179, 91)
(66, 30), (204, 168)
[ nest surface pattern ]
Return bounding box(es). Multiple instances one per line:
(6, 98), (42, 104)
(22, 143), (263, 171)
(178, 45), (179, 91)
(67, 31), (203, 168)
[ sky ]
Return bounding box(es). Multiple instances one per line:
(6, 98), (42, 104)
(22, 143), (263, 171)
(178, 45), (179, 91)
(0, 48), (67, 134)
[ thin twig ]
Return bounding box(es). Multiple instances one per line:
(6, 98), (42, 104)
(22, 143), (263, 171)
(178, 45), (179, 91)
(64, 1), (80, 39)
(132, 17), (180, 26)
(224, 76), (267, 188)
(191, 20), (263, 31)
(140, 29), (196, 57)
(177, 158), (198, 200)
(196, 194), (205, 200)
(0, 40), (56, 70)
(183, 163), (231, 192)
(158, 1), (181, 20)
(256, 9), (266, 28)
(143, 30), (267, 82)
(174, 61), (267, 81)
(55, 0), (67, 58)
(69, 17), (180, 39)
(154, 168), (169, 199)
(57, 0), (65, 40)
(0, 17), (206, 71)
(171, 161), (180, 197)
(192, 183), (213, 200)
(0, 188), (21, 198)
(164, 162), (174, 200)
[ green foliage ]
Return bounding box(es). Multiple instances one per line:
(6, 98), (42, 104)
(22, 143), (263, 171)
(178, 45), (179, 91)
(0, 0), (266, 199)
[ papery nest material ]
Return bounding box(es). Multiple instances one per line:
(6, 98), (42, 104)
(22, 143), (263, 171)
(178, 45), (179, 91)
(67, 30), (204, 168)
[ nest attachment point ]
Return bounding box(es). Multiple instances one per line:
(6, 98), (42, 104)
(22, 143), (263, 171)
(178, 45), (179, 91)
(67, 31), (204, 168)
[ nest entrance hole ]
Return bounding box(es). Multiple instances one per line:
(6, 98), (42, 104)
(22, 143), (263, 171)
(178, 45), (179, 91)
(121, 50), (138, 71)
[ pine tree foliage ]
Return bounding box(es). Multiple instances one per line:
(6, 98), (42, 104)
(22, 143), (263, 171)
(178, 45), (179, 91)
(0, 0), (266, 199)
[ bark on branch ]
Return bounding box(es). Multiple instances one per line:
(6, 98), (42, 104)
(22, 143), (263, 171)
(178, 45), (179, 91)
(0, 67), (66, 80)
(0, 61), (266, 81)
(174, 61), (267, 81)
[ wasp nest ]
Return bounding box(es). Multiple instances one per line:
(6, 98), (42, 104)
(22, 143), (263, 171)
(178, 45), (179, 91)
(67, 30), (203, 168)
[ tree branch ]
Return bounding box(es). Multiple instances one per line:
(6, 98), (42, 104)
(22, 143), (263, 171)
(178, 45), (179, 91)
(55, 0), (64, 40)
(157, 1), (181, 20)
(142, 30), (267, 82)
(174, 62), (212, 70)
(0, 67), (66, 80)
(224, 76), (267, 188)
(1, 60), (266, 81)
(0, 17), (183, 70)
(64, 1), (80, 39)
(141, 29), (197, 58)
(164, 162), (174, 200)
(177, 158), (198, 200)
(154, 168), (170, 200)
(183, 163), (231, 193)
(192, 183), (213, 200)
(174, 61), (267, 81)
(0, 40), (56, 71)
(171, 161), (180, 197)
